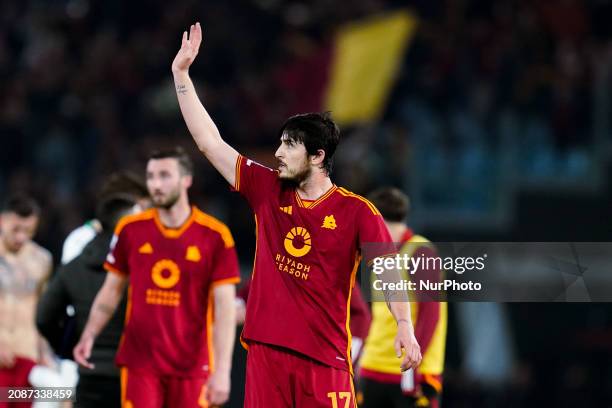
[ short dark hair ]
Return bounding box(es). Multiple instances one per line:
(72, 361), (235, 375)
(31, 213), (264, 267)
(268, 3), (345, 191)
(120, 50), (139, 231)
(98, 171), (148, 202)
(148, 146), (193, 176)
(96, 194), (137, 230)
(278, 112), (340, 175)
(367, 187), (410, 223)
(1, 194), (41, 218)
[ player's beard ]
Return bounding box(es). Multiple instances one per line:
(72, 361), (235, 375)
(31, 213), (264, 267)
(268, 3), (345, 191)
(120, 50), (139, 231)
(278, 159), (311, 187)
(152, 187), (181, 210)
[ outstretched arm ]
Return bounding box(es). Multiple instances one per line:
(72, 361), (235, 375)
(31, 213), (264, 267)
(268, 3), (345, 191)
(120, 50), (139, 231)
(172, 22), (239, 186)
(207, 283), (237, 406)
(73, 272), (127, 369)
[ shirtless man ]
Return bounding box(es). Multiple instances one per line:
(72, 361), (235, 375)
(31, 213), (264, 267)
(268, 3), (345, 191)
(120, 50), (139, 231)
(0, 194), (52, 383)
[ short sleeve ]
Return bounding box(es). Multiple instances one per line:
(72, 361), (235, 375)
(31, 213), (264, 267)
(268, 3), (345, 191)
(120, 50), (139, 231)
(357, 202), (396, 264)
(234, 155), (279, 209)
(104, 226), (130, 276)
(211, 233), (241, 287)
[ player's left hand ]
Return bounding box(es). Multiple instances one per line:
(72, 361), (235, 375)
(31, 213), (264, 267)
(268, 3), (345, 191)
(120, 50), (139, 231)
(395, 320), (422, 372)
(73, 334), (95, 369)
(171, 22), (202, 74)
(206, 370), (230, 406)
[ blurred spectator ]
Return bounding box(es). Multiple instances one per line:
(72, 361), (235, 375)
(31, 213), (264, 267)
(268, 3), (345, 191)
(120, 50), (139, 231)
(61, 171), (150, 265)
(0, 0), (604, 253)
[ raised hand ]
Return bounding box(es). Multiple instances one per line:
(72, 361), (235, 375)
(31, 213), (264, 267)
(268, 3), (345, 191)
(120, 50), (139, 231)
(172, 22), (203, 74)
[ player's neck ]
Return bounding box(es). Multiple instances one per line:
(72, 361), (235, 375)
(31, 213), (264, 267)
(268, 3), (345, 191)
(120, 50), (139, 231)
(386, 222), (408, 242)
(297, 173), (334, 200)
(156, 199), (192, 229)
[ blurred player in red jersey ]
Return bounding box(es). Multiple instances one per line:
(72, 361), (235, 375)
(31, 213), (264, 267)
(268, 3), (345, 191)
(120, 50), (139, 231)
(73, 147), (241, 407)
(172, 23), (421, 407)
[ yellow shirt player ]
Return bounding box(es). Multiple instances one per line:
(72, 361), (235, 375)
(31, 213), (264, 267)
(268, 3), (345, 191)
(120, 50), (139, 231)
(359, 188), (447, 408)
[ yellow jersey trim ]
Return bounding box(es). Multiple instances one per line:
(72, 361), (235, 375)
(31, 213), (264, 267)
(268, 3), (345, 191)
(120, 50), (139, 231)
(295, 185), (338, 209)
(337, 188), (381, 215)
(193, 209), (235, 248)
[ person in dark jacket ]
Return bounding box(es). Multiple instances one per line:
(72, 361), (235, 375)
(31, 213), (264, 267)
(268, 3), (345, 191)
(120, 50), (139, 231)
(36, 194), (139, 407)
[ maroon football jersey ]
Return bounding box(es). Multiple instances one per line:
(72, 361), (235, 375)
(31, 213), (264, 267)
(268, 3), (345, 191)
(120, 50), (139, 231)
(103, 207), (240, 377)
(235, 155), (392, 373)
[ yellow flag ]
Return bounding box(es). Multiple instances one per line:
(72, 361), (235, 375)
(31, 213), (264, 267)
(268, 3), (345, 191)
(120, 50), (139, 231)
(325, 11), (418, 125)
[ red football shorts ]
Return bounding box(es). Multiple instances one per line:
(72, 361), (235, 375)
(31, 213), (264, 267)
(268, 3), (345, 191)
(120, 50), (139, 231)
(120, 367), (209, 408)
(0, 357), (36, 408)
(244, 342), (356, 408)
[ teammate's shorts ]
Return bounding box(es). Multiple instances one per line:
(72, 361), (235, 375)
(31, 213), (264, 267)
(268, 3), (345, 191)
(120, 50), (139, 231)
(119, 366), (208, 408)
(244, 341), (355, 408)
(0, 357), (36, 408)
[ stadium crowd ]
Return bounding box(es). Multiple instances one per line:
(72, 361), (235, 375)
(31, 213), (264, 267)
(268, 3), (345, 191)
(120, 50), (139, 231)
(2, 0), (610, 255)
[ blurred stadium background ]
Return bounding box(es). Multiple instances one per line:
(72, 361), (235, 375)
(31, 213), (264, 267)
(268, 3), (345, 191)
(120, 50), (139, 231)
(1, 0), (612, 406)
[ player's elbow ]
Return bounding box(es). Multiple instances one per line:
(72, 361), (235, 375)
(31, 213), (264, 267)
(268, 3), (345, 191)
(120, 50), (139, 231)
(235, 298), (246, 325)
(105, 286), (125, 308)
(197, 134), (223, 157)
(214, 286), (237, 317)
(216, 293), (236, 315)
(92, 287), (122, 316)
(197, 143), (212, 158)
